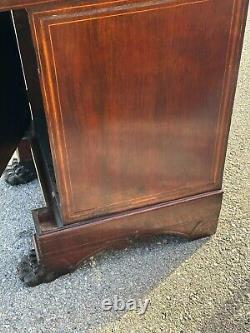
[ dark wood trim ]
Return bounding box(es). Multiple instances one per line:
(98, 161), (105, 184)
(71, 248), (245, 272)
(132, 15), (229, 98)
(12, 10), (45, 123)
(12, 10), (53, 205)
(0, 0), (59, 12)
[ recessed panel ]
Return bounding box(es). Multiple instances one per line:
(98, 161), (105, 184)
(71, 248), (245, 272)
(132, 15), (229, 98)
(31, 0), (238, 222)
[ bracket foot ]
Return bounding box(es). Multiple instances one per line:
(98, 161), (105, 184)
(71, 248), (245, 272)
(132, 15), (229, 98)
(17, 249), (62, 287)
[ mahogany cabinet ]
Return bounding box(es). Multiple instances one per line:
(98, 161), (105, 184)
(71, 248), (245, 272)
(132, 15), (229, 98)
(0, 0), (248, 286)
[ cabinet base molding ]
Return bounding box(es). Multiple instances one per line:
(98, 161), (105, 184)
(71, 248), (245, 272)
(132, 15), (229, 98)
(18, 190), (222, 286)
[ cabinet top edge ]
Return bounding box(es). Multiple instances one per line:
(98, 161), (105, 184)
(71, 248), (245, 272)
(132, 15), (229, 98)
(1, 0), (249, 12)
(0, 0), (60, 12)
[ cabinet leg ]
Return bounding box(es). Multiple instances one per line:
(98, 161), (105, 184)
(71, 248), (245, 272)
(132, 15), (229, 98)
(17, 249), (63, 287)
(4, 139), (37, 186)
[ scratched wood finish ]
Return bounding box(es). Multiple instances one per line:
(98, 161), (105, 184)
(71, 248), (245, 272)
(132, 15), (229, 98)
(28, 0), (248, 224)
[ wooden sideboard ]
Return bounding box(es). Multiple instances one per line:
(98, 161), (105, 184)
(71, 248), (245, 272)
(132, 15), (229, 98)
(0, 0), (248, 286)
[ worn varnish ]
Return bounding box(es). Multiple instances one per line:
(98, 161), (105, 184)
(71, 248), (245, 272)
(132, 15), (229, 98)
(0, 0), (248, 285)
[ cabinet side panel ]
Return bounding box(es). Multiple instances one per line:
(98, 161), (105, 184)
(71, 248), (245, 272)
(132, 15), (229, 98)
(29, 0), (248, 223)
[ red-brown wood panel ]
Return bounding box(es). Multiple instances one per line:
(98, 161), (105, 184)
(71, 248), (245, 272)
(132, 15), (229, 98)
(29, 0), (248, 223)
(0, 0), (58, 12)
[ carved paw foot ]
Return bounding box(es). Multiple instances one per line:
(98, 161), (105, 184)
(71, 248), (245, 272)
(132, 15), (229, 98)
(4, 158), (37, 186)
(17, 249), (61, 287)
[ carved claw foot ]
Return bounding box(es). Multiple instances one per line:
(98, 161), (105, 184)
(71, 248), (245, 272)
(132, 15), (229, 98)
(4, 158), (37, 186)
(17, 249), (62, 287)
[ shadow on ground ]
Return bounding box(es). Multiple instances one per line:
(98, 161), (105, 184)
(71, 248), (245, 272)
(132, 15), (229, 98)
(0, 178), (208, 332)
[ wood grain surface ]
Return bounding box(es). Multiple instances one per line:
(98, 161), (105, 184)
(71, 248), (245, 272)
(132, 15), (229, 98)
(29, 0), (248, 223)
